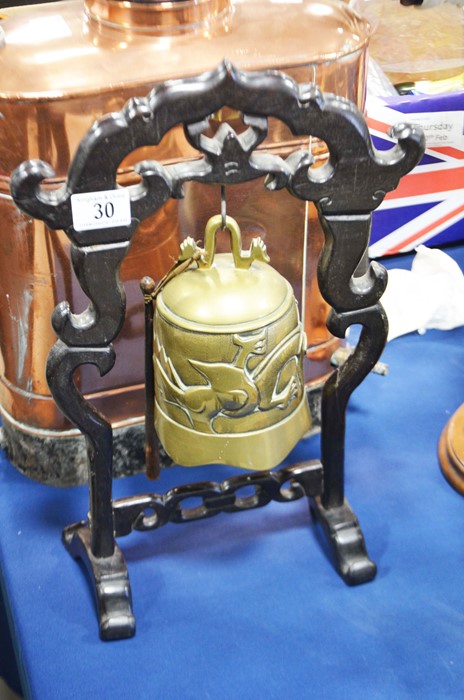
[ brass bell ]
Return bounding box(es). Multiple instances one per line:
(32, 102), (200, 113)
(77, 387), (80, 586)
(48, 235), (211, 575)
(154, 214), (311, 470)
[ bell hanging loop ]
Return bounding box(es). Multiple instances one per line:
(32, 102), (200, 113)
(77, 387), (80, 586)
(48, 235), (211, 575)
(198, 215), (270, 270)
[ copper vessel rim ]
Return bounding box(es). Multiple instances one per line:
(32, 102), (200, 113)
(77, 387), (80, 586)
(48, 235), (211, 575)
(0, 48), (368, 103)
(0, 403), (146, 438)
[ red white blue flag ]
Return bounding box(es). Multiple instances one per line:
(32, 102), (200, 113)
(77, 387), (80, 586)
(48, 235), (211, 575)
(366, 92), (464, 257)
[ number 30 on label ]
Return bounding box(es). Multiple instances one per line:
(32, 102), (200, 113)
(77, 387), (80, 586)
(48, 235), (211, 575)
(71, 189), (131, 232)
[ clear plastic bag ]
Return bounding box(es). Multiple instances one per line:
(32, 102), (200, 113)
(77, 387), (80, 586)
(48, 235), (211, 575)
(351, 0), (464, 86)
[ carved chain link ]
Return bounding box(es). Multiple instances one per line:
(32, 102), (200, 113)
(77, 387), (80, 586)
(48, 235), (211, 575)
(112, 461), (323, 537)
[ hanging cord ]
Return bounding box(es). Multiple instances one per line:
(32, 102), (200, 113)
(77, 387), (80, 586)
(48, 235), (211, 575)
(301, 63), (317, 332)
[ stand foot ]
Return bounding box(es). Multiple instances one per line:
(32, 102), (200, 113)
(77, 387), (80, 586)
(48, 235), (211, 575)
(310, 496), (377, 585)
(63, 523), (136, 641)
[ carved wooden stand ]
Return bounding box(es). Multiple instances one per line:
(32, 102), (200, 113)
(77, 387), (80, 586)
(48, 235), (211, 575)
(11, 63), (424, 640)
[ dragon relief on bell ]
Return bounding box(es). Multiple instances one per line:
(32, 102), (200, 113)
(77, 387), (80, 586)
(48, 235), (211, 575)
(153, 215), (311, 470)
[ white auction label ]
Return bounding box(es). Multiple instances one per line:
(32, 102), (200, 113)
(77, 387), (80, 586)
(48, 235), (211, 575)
(407, 111), (463, 149)
(71, 188), (131, 231)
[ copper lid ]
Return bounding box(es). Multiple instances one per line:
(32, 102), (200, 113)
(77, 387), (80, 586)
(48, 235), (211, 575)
(84, 0), (233, 35)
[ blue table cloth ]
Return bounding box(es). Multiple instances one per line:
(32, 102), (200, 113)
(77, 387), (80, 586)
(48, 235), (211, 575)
(1, 247), (464, 699)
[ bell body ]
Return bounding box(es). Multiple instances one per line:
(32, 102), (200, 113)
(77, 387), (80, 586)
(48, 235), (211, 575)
(154, 219), (311, 470)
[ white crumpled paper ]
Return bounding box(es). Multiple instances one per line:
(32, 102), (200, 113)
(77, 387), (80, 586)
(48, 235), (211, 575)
(380, 245), (464, 341)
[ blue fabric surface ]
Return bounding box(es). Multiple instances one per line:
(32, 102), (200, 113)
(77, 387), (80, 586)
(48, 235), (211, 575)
(1, 248), (464, 699)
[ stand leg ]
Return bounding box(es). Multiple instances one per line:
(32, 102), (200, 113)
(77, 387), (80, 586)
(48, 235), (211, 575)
(314, 214), (388, 584)
(310, 496), (376, 585)
(63, 523), (135, 641)
(47, 343), (134, 637)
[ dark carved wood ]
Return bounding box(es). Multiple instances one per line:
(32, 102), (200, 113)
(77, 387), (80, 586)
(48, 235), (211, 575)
(109, 461), (323, 536)
(10, 61), (425, 639)
(63, 524), (135, 640)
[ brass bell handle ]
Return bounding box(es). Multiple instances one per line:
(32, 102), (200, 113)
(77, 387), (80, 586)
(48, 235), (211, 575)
(199, 214), (270, 271)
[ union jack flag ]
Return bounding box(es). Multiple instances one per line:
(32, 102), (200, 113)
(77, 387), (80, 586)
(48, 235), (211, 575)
(366, 93), (464, 258)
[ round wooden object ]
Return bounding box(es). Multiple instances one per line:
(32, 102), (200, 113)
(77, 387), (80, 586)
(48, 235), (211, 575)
(439, 404), (464, 495)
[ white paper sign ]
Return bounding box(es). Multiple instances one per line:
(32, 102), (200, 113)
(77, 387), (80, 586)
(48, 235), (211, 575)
(406, 111), (463, 149)
(71, 189), (131, 232)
